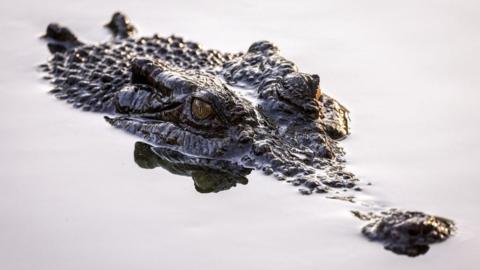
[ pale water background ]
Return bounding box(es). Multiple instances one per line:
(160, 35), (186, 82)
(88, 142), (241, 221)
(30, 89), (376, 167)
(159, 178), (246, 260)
(1, 0), (479, 269)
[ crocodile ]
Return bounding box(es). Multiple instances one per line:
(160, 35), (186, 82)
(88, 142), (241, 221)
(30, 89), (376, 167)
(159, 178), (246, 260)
(38, 12), (454, 257)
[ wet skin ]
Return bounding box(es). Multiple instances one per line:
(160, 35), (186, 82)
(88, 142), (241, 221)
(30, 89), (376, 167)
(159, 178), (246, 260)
(39, 12), (454, 257)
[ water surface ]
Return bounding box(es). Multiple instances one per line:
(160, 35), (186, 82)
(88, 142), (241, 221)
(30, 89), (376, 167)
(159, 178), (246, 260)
(1, 0), (479, 269)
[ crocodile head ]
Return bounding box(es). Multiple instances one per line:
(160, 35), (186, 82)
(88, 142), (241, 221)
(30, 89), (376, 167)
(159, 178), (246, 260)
(41, 23), (354, 192)
(103, 56), (354, 191)
(106, 58), (259, 159)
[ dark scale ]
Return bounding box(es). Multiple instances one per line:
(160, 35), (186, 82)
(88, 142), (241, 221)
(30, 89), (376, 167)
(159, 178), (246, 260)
(39, 12), (454, 256)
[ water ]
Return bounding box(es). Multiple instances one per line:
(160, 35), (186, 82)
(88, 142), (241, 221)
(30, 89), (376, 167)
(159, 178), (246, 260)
(1, 0), (479, 269)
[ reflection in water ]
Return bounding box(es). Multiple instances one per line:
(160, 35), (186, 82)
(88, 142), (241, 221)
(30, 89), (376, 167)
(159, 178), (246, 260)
(134, 142), (251, 193)
(133, 141), (455, 257)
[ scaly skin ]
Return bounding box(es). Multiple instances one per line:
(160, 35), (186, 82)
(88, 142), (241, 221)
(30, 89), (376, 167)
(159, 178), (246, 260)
(40, 12), (353, 193)
(353, 209), (455, 256)
(38, 12), (454, 256)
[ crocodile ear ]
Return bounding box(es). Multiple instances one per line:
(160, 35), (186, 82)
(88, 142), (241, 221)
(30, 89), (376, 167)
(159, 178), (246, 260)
(131, 58), (172, 95)
(131, 58), (198, 97)
(114, 84), (164, 114)
(131, 58), (162, 84)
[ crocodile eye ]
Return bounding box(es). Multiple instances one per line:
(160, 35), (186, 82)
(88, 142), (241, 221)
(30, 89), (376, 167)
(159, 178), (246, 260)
(191, 98), (214, 120)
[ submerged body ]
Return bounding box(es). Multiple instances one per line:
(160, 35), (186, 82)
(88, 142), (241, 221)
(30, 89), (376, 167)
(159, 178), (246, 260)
(39, 12), (454, 256)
